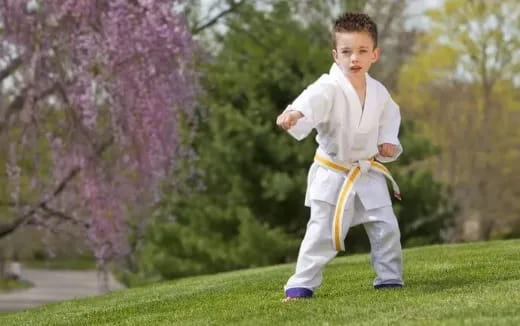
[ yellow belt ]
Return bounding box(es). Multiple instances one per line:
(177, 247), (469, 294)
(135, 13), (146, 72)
(314, 154), (401, 251)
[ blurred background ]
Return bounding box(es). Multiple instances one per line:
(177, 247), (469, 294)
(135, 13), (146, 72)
(1, 0), (519, 310)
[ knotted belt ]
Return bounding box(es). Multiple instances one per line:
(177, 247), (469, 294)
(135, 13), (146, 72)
(314, 154), (401, 251)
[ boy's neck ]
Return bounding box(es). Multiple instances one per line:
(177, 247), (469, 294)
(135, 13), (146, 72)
(347, 74), (366, 90)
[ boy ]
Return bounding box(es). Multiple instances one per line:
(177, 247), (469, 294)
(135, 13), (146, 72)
(276, 12), (404, 301)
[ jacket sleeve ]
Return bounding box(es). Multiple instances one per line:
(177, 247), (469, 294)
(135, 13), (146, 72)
(284, 75), (335, 141)
(376, 96), (403, 163)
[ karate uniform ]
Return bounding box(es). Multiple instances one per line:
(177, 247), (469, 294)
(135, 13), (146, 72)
(284, 63), (404, 297)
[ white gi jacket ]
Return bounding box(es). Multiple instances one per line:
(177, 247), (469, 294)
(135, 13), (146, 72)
(287, 63), (402, 210)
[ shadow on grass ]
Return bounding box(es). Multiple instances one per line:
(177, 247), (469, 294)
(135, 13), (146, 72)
(406, 270), (517, 293)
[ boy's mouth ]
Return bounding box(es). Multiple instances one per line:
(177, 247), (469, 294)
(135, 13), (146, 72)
(350, 66), (362, 73)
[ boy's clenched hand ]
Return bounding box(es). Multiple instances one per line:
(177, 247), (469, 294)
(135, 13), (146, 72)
(276, 110), (303, 130)
(378, 143), (397, 157)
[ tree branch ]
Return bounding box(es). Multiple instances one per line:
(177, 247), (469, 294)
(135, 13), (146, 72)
(191, 0), (245, 35)
(0, 136), (113, 239)
(0, 83), (58, 135)
(24, 218), (77, 238)
(40, 204), (90, 229)
(0, 56), (22, 83)
(0, 216), (27, 239)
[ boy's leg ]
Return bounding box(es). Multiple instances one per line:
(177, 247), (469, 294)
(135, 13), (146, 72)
(284, 199), (353, 298)
(361, 206), (404, 288)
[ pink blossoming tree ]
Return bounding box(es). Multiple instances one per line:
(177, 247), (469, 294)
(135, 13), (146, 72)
(0, 0), (198, 281)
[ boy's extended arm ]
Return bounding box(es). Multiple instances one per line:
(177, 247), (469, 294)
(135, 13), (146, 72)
(276, 76), (335, 140)
(376, 97), (403, 163)
(276, 110), (303, 130)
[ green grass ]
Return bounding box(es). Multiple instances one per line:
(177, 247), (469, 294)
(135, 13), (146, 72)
(23, 257), (96, 270)
(0, 279), (32, 293)
(2, 240), (520, 325)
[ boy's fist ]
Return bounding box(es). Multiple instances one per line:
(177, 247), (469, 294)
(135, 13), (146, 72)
(276, 110), (303, 130)
(378, 143), (397, 157)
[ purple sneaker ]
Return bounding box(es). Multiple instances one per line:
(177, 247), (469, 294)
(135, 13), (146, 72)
(283, 287), (313, 302)
(374, 283), (403, 290)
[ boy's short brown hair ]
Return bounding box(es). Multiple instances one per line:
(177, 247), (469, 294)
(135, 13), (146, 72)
(332, 12), (378, 49)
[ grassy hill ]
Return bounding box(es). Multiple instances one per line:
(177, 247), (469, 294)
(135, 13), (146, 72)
(1, 240), (520, 325)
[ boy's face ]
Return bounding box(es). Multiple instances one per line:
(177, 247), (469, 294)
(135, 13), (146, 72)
(332, 31), (379, 80)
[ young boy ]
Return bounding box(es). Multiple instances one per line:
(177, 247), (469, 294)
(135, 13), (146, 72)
(276, 12), (404, 301)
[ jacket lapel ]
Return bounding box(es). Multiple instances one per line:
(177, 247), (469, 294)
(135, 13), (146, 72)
(330, 64), (362, 131)
(358, 75), (378, 133)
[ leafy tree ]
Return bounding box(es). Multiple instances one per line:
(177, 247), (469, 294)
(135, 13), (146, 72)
(396, 0), (520, 241)
(0, 0), (198, 281)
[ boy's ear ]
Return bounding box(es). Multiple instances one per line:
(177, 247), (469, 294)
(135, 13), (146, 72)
(332, 49), (338, 63)
(372, 47), (380, 63)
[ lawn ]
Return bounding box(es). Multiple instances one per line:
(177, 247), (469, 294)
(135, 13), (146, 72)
(1, 239), (519, 325)
(0, 279), (32, 293)
(23, 257), (96, 270)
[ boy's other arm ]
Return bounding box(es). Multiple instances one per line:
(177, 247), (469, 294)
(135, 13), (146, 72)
(378, 143), (398, 157)
(376, 97), (403, 163)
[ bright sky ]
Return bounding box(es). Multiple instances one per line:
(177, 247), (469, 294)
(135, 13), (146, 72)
(197, 0), (444, 30)
(405, 0), (444, 29)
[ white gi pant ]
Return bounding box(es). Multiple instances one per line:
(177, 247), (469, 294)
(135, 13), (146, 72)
(285, 195), (403, 293)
